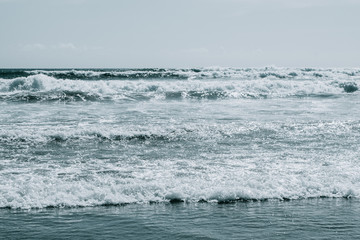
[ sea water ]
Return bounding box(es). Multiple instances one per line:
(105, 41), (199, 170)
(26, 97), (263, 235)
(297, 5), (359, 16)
(0, 67), (360, 239)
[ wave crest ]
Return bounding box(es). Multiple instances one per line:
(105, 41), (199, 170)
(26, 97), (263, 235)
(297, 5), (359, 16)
(1, 67), (360, 80)
(0, 73), (358, 102)
(0, 173), (358, 209)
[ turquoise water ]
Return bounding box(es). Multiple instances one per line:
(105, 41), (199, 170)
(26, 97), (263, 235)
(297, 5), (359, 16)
(0, 68), (360, 238)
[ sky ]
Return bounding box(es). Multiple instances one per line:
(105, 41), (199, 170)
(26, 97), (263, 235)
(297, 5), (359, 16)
(0, 0), (359, 68)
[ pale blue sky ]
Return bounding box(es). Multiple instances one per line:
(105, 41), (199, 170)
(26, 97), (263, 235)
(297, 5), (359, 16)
(0, 0), (359, 68)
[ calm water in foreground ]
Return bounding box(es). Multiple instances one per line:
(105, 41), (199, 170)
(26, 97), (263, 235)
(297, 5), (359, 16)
(1, 199), (360, 239)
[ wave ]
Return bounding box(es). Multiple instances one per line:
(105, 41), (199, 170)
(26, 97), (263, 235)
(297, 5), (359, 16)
(0, 166), (358, 209)
(1, 121), (359, 209)
(0, 73), (358, 102)
(0, 185), (359, 209)
(1, 120), (359, 146)
(1, 67), (360, 80)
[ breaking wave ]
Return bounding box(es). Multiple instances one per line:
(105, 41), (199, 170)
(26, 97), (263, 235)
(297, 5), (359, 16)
(1, 120), (359, 145)
(1, 120), (360, 209)
(1, 68), (360, 210)
(1, 67), (360, 80)
(0, 72), (358, 102)
(1, 176), (358, 209)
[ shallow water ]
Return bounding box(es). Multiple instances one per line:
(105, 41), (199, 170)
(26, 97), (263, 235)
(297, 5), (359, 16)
(1, 199), (360, 239)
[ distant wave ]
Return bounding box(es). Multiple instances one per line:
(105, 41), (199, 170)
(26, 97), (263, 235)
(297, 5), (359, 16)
(0, 72), (358, 102)
(1, 67), (360, 80)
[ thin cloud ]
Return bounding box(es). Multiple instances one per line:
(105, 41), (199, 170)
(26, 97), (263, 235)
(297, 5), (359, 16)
(57, 43), (76, 50)
(22, 43), (76, 51)
(22, 43), (47, 51)
(21, 43), (103, 51)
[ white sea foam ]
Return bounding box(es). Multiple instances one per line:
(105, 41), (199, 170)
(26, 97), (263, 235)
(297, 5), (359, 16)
(1, 68), (360, 209)
(1, 120), (359, 209)
(1, 120), (358, 145)
(0, 156), (359, 209)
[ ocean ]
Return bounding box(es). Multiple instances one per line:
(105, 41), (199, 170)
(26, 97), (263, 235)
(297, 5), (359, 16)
(0, 67), (360, 239)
